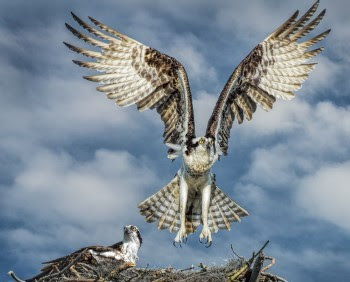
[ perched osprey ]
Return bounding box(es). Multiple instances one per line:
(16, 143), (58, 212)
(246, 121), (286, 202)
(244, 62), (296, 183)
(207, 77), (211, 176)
(8, 225), (142, 282)
(64, 1), (329, 246)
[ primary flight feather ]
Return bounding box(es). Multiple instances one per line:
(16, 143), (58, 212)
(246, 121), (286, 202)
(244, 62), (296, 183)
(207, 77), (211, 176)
(65, 0), (329, 246)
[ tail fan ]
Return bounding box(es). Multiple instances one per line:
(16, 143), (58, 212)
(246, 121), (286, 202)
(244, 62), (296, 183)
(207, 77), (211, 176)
(207, 183), (249, 233)
(138, 176), (202, 234)
(138, 176), (181, 232)
(138, 178), (249, 235)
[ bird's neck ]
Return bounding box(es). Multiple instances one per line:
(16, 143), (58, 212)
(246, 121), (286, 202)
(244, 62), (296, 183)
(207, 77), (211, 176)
(123, 241), (140, 262)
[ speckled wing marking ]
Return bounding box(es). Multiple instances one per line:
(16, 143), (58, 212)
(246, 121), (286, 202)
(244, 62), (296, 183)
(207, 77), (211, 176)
(65, 13), (195, 157)
(207, 183), (249, 233)
(206, 0), (330, 155)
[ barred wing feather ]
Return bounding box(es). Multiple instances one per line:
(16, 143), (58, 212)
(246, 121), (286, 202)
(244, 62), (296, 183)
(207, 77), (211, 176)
(65, 13), (195, 158)
(206, 0), (330, 156)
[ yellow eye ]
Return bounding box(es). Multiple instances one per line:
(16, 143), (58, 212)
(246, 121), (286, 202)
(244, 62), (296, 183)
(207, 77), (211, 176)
(131, 226), (137, 232)
(199, 138), (204, 144)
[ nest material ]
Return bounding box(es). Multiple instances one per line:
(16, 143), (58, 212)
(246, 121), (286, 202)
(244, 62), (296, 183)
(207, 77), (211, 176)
(11, 241), (287, 282)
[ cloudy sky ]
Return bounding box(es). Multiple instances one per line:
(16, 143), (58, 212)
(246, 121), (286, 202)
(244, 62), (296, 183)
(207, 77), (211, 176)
(0, 0), (349, 281)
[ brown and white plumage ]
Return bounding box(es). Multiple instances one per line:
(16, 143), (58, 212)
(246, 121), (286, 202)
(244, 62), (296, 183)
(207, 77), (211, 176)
(8, 225), (142, 282)
(139, 175), (247, 235)
(64, 1), (329, 246)
(206, 0), (330, 155)
(65, 12), (195, 156)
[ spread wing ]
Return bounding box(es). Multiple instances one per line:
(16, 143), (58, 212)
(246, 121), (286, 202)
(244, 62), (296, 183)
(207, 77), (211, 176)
(33, 245), (121, 281)
(42, 245), (115, 265)
(65, 13), (195, 158)
(206, 0), (330, 156)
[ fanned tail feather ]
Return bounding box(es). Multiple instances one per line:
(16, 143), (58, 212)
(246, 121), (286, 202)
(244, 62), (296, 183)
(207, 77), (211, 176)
(138, 176), (182, 232)
(139, 177), (248, 236)
(138, 176), (202, 235)
(207, 183), (249, 233)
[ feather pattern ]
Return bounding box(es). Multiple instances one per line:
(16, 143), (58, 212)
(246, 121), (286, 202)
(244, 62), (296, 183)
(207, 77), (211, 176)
(138, 177), (248, 234)
(206, 0), (330, 155)
(65, 2), (329, 246)
(65, 14), (195, 157)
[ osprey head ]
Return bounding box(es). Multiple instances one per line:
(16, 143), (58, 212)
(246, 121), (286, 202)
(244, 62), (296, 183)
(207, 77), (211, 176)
(192, 136), (214, 150)
(124, 225), (142, 246)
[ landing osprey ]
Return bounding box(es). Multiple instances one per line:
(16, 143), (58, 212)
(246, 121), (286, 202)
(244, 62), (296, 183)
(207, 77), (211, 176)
(64, 1), (329, 246)
(8, 225), (142, 282)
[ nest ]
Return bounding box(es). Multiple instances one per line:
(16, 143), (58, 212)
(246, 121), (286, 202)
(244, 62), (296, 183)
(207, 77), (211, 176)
(9, 241), (287, 282)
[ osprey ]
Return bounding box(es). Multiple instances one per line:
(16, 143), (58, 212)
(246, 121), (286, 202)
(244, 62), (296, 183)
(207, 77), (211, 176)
(64, 0), (329, 246)
(8, 225), (142, 282)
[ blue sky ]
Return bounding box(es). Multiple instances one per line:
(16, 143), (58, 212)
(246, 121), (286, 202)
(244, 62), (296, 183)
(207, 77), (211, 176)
(0, 0), (349, 281)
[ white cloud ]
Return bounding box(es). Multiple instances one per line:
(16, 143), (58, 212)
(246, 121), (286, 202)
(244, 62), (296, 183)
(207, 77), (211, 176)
(239, 99), (350, 190)
(302, 55), (342, 97)
(167, 34), (217, 84)
(0, 147), (158, 273)
(296, 161), (350, 231)
(1, 148), (156, 227)
(192, 91), (218, 135)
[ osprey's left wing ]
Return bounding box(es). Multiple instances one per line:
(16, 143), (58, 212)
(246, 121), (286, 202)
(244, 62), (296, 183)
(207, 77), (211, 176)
(206, 0), (330, 156)
(64, 13), (195, 158)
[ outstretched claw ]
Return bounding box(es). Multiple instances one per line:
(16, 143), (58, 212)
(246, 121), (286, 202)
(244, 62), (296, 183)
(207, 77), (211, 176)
(205, 241), (212, 248)
(199, 226), (212, 247)
(174, 227), (187, 245)
(173, 241), (182, 248)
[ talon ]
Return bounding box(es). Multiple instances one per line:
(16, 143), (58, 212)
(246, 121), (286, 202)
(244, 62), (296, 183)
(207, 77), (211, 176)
(184, 237), (187, 244)
(173, 240), (183, 248)
(206, 241), (212, 248)
(199, 238), (208, 244)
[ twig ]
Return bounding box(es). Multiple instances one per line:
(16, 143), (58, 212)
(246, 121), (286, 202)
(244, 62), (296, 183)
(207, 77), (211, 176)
(262, 256), (275, 272)
(7, 271), (26, 282)
(37, 250), (86, 281)
(104, 261), (135, 280)
(226, 240), (270, 281)
(126, 269), (141, 282)
(61, 279), (100, 282)
(230, 244), (244, 260)
(263, 273), (288, 282)
(178, 271), (206, 282)
(180, 265), (195, 272)
(198, 262), (208, 272)
(248, 241), (269, 265)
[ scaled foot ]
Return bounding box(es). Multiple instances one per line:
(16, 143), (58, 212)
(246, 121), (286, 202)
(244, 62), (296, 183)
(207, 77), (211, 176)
(199, 226), (212, 247)
(174, 227), (187, 247)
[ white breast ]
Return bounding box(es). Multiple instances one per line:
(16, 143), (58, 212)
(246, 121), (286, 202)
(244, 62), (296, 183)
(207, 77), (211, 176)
(184, 147), (214, 174)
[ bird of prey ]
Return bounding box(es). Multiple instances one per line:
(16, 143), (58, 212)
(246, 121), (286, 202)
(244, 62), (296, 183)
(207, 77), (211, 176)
(64, 0), (329, 247)
(8, 225), (142, 282)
